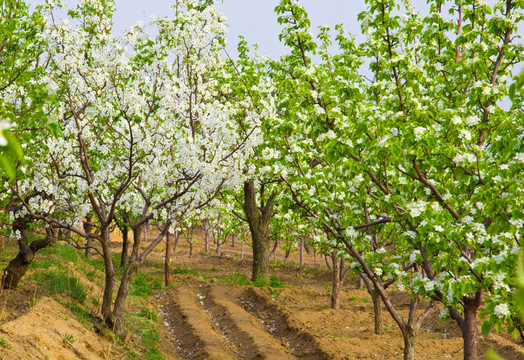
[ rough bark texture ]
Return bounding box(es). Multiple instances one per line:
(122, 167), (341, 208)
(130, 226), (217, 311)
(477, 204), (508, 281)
(463, 290), (482, 360)
(371, 288), (384, 335)
(83, 217), (93, 259)
(204, 229), (209, 253)
(330, 252), (341, 310)
(2, 218), (57, 290)
(165, 232), (172, 287)
(100, 227), (116, 330)
(215, 236), (221, 256)
(120, 222), (129, 267)
(243, 180), (275, 282)
(360, 273), (384, 335)
(110, 262), (138, 335)
(403, 324), (417, 360)
(299, 238), (304, 267)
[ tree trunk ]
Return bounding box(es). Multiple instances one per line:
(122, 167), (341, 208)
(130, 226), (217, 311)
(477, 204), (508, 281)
(356, 273), (364, 289)
(165, 232), (172, 287)
(110, 262), (137, 335)
(232, 234), (235, 247)
(101, 227), (116, 330)
(241, 241), (244, 260)
(83, 216), (93, 259)
(174, 231), (180, 252)
(463, 291), (482, 360)
(360, 273), (384, 335)
(284, 247), (291, 263)
(299, 238), (304, 267)
(324, 253), (333, 270)
(189, 241), (193, 257)
(371, 288), (384, 335)
(403, 324), (417, 360)
(204, 229), (209, 253)
(120, 222), (129, 267)
(215, 236), (221, 256)
(330, 252), (341, 310)
(251, 230), (269, 282)
(2, 220), (57, 289)
(243, 180), (275, 282)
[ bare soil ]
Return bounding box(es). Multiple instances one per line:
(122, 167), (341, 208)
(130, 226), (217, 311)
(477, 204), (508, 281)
(1, 228), (523, 359)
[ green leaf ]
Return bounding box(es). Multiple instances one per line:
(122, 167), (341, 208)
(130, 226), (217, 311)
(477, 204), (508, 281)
(0, 155), (15, 178)
(485, 349), (504, 360)
(481, 320), (492, 337)
(3, 131), (23, 160)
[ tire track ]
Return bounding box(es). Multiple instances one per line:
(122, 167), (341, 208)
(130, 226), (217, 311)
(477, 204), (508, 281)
(200, 283), (295, 360)
(162, 284), (237, 360)
(238, 287), (333, 360)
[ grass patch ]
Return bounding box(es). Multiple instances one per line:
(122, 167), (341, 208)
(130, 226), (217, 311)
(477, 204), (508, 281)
(126, 307), (165, 360)
(63, 333), (76, 344)
(38, 243), (82, 264)
(304, 267), (315, 275)
(220, 272), (252, 286)
(0, 338), (11, 349)
(29, 269), (88, 304)
(66, 301), (92, 328)
(269, 275), (286, 288)
(46, 271), (88, 304)
(130, 273), (163, 297)
(253, 274), (287, 288)
(348, 296), (370, 304)
(28, 258), (54, 270)
(137, 306), (159, 322)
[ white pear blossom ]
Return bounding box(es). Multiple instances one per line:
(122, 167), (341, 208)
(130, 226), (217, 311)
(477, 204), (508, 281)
(0, 121), (10, 146)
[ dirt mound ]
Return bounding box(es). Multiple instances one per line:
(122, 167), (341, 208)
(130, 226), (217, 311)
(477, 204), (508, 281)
(0, 296), (119, 360)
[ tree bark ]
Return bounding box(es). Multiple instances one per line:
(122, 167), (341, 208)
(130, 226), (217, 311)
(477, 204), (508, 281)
(110, 261), (137, 335)
(299, 238), (304, 267)
(164, 232), (172, 287)
(120, 222), (129, 267)
(371, 288), (384, 335)
(360, 273), (384, 335)
(403, 324), (417, 360)
(204, 229), (209, 253)
(2, 218), (57, 289)
(100, 226), (116, 329)
(243, 180), (275, 282)
(174, 230), (180, 252)
(83, 216), (93, 259)
(215, 234), (221, 256)
(330, 251), (341, 310)
(241, 241), (244, 260)
(463, 290), (482, 360)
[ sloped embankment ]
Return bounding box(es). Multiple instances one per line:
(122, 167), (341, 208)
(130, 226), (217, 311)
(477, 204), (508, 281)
(0, 296), (119, 360)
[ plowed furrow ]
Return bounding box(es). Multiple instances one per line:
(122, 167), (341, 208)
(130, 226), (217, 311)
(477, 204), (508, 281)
(163, 284), (237, 360)
(200, 284), (295, 360)
(238, 287), (333, 360)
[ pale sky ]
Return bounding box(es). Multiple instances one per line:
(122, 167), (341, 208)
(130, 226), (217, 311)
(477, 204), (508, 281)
(27, 0), (523, 71)
(111, 0), (392, 58)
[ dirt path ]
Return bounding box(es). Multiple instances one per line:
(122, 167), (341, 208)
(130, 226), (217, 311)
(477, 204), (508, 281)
(160, 280), (333, 360)
(162, 283), (236, 360)
(238, 287), (332, 360)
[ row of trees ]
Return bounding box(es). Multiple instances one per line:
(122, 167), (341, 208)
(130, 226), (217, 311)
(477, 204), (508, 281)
(1, 0), (523, 359)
